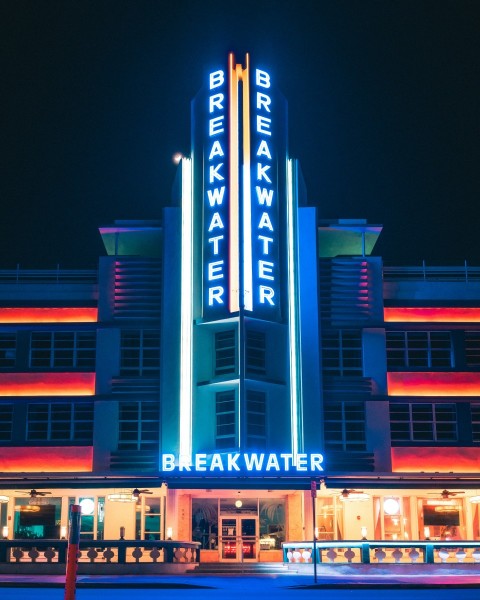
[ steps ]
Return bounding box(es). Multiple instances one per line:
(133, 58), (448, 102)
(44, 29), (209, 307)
(187, 562), (294, 575)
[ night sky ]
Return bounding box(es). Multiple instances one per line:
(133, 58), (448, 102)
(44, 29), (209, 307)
(1, 1), (479, 268)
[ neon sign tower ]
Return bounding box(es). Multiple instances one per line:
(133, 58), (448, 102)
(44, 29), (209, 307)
(170, 53), (322, 469)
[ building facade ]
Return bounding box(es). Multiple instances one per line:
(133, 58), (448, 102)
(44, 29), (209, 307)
(1, 54), (480, 563)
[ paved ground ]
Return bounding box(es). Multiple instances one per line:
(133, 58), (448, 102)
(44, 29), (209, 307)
(0, 565), (480, 600)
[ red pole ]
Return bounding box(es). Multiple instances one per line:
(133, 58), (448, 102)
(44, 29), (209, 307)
(64, 504), (81, 600)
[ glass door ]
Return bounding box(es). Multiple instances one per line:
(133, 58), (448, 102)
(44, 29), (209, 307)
(220, 516), (258, 562)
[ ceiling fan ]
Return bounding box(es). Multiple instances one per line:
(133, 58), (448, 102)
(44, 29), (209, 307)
(340, 488), (364, 498)
(428, 490), (464, 499)
(132, 488), (153, 499)
(16, 489), (51, 498)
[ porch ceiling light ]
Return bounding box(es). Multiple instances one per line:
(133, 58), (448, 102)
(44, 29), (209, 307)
(0, 495), (9, 503)
(339, 492), (370, 502)
(107, 490), (136, 503)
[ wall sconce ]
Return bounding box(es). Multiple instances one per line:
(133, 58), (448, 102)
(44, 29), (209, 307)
(119, 526), (125, 540)
(166, 527), (173, 540)
(314, 527), (319, 540)
(2, 525), (8, 539)
(424, 526), (430, 540)
(60, 525), (67, 539)
(361, 526), (367, 540)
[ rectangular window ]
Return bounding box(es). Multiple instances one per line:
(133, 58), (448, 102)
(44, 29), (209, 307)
(246, 330), (266, 375)
(0, 333), (16, 368)
(472, 404), (480, 442)
(27, 402), (94, 442)
(465, 332), (480, 367)
(323, 400), (366, 451)
(0, 404), (14, 441)
(322, 330), (363, 376)
(215, 391), (236, 449)
(30, 331), (96, 369)
(120, 330), (160, 376)
(386, 331), (453, 369)
(390, 402), (457, 442)
(118, 401), (159, 451)
(215, 330), (236, 376)
(246, 390), (266, 449)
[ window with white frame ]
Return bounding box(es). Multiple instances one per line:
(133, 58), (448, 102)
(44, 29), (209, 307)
(471, 404), (480, 442)
(120, 330), (160, 376)
(323, 400), (366, 451)
(390, 402), (457, 442)
(0, 333), (16, 368)
(215, 330), (236, 376)
(118, 400), (159, 450)
(0, 403), (14, 441)
(246, 330), (266, 375)
(465, 332), (480, 367)
(386, 331), (453, 369)
(30, 331), (96, 369)
(322, 330), (363, 376)
(246, 390), (266, 449)
(27, 402), (94, 442)
(215, 390), (236, 449)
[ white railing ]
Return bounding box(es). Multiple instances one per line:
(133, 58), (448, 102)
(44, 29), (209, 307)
(283, 541), (480, 564)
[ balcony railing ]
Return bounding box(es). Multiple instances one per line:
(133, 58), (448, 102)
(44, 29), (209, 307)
(383, 263), (480, 283)
(283, 541), (480, 564)
(0, 267), (98, 284)
(0, 539), (200, 571)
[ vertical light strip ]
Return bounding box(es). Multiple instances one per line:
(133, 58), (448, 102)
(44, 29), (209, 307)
(179, 157), (193, 463)
(228, 53), (240, 313)
(286, 159), (303, 459)
(241, 54), (253, 311)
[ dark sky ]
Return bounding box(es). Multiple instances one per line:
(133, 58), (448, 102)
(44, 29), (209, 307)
(1, 1), (479, 268)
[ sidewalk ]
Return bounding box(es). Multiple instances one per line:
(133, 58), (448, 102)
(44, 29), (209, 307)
(1, 564), (480, 589)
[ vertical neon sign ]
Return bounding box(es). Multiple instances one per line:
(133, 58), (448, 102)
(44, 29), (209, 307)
(202, 54), (281, 321)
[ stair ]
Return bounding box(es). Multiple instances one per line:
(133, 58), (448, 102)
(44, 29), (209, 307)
(187, 562), (295, 575)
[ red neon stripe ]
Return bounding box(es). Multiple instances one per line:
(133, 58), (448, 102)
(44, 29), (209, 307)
(0, 372), (96, 396)
(387, 371), (480, 396)
(0, 307), (97, 323)
(384, 307), (480, 323)
(0, 446), (93, 472)
(392, 447), (480, 473)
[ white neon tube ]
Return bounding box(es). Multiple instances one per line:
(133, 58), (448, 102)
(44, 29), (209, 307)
(179, 157), (193, 463)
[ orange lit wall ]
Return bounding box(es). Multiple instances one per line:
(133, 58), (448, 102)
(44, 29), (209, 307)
(0, 307), (97, 323)
(0, 446), (93, 472)
(0, 373), (96, 396)
(387, 372), (480, 396)
(392, 447), (480, 473)
(384, 307), (480, 322)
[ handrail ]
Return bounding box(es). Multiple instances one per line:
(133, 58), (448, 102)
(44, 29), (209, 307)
(383, 263), (480, 283)
(0, 268), (98, 284)
(283, 540), (480, 565)
(0, 539), (201, 564)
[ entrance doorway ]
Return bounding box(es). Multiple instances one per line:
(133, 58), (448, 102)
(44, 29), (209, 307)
(220, 516), (258, 561)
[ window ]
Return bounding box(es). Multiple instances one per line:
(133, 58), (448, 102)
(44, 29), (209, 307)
(465, 332), (480, 367)
(323, 400), (366, 451)
(472, 404), (480, 442)
(386, 331), (453, 369)
(0, 404), (13, 441)
(27, 402), (94, 442)
(246, 390), (266, 449)
(30, 331), (96, 369)
(118, 401), (159, 450)
(390, 403), (457, 442)
(216, 391), (236, 449)
(120, 330), (160, 376)
(0, 333), (16, 368)
(215, 330), (236, 376)
(246, 330), (266, 375)
(322, 331), (363, 376)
